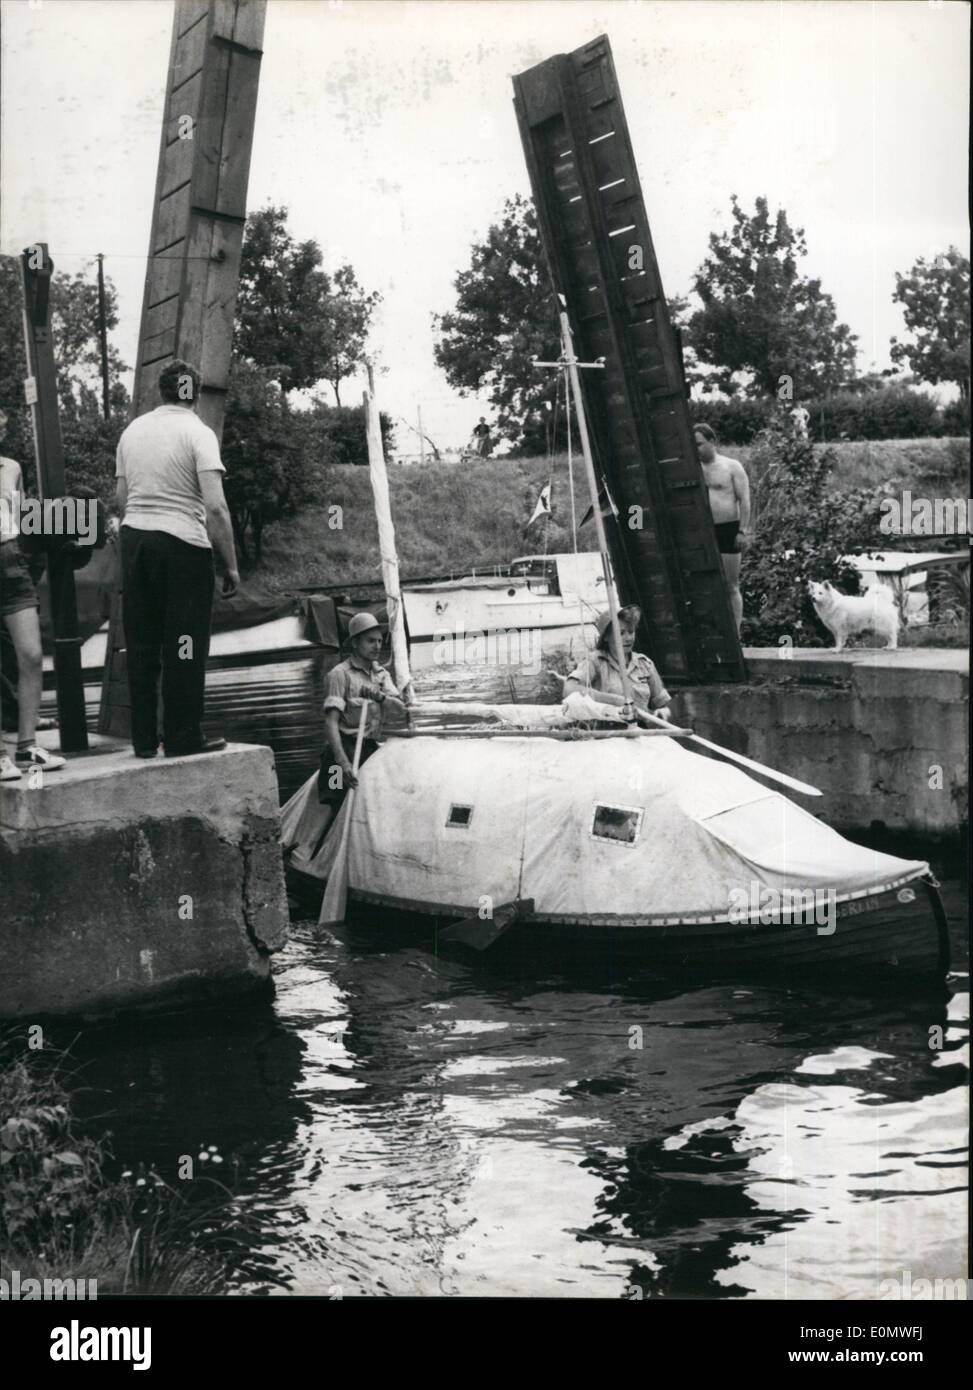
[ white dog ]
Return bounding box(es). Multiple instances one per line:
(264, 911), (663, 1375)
(807, 580), (899, 651)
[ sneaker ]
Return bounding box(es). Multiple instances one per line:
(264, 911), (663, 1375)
(16, 745), (66, 772)
(1, 754), (23, 782)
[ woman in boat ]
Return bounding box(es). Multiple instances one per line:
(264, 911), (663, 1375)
(563, 605), (672, 724)
(318, 611), (408, 805)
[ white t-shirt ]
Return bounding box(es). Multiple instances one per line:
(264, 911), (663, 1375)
(0, 457), (22, 542)
(116, 404), (225, 548)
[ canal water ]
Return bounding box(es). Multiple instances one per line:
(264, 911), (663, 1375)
(62, 657), (968, 1299)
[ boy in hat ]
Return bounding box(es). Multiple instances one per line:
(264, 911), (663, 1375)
(563, 604), (671, 724)
(319, 611), (407, 805)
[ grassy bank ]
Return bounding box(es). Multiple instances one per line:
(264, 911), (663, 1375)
(0, 1037), (269, 1295)
(256, 436), (969, 593)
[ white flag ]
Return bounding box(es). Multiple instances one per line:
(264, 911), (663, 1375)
(528, 483), (552, 526)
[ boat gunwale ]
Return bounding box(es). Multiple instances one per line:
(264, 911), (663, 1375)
(348, 869), (932, 927)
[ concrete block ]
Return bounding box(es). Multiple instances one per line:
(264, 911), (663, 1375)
(677, 656), (967, 839)
(0, 744), (288, 1021)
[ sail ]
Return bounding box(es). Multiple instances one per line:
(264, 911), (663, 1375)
(365, 382), (414, 703)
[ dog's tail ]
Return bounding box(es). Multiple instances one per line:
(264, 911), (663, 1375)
(871, 584), (896, 605)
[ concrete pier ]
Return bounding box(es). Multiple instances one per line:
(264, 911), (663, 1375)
(675, 648), (968, 839)
(0, 742), (288, 1021)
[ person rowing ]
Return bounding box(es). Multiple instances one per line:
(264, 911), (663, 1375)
(563, 604), (672, 725)
(319, 612), (409, 806)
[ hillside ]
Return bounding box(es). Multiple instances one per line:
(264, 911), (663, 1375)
(256, 437), (969, 592)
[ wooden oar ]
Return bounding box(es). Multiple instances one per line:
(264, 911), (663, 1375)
(439, 898), (535, 951)
(318, 700), (369, 926)
(637, 708), (822, 797)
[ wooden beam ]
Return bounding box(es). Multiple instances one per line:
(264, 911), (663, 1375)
(99, 0), (266, 737)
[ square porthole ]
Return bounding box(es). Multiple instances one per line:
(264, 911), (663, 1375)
(446, 804), (474, 829)
(590, 803), (643, 847)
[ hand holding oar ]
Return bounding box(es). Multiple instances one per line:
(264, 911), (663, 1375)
(319, 700), (369, 925)
(638, 707), (822, 797)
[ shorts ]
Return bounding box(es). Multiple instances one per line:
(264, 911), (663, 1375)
(0, 539), (40, 618)
(714, 520), (740, 555)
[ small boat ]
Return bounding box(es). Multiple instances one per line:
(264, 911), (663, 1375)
(401, 551), (612, 670)
(281, 713), (948, 975)
(281, 315), (950, 977)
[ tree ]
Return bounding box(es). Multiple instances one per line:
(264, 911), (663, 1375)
(233, 206), (380, 403)
(433, 195), (567, 455)
(319, 265), (381, 406)
(220, 361), (306, 566)
(50, 268), (128, 417)
(0, 254), (129, 497)
(890, 247), (970, 401)
(289, 400), (396, 469)
(687, 195), (859, 400)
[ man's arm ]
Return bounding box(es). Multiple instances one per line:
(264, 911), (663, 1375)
(198, 470), (240, 595)
(115, 477), (127, 518)
(732, 460), (751, 532)
(324, 708), (357, 788)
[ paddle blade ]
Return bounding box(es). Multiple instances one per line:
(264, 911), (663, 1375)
(439, 899), (534, 951)
(318, 792), (356, 925)
(318, 852), (349, 926)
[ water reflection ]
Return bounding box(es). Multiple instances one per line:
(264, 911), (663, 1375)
(53, 657), (968, 1298)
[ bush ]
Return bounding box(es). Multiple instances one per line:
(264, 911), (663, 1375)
(807, 385), (940, 441)
(291, 402), (395, 469)
(692, 397), (772, 444)
(0, 1034), (276, 1294)
(692, 385), (955, 445)
(741, 417), (886, 647)
(940, 398), (971, 437)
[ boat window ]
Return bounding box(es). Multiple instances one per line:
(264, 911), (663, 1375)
(591, 803), (643, 846)
(446, 804), (474, 829)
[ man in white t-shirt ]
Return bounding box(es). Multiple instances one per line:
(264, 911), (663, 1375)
(115, 360), (240, 758)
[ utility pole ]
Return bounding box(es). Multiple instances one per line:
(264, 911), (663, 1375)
(417, 404), (426, 466)
(96, 253), (110, 421)
(20, 243), (89, 753)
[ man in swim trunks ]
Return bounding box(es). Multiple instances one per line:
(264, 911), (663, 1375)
(694, 423), (751, 635)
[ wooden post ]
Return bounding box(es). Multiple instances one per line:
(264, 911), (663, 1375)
(513, 36), (746, 684)
(99, 0), (266, 738)
(20, 244), (89, 752)
(96, 254), (111, 422)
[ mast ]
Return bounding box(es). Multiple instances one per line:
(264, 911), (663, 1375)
(364, 367), (414, 706)
(558, 312), (634, 719)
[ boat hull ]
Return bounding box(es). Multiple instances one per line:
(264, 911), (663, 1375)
(288, 871), (949, 977)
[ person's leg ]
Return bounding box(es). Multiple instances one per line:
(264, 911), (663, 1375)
(122, 528), (165, 754)
(721, 551), (743, 634)
(161, 536), (213, 753)
(3, 606), (42, 748)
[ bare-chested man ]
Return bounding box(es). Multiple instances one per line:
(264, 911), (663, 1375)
(694, 423), (750, 634)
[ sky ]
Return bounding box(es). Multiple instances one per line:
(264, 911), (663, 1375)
(1, 0), (969, 451)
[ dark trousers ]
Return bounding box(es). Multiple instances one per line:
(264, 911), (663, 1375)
(121, 527), (214, 754)
(318, 735), (379, 805)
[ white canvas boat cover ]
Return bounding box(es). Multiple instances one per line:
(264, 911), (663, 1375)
(287, 734), (927, 922)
